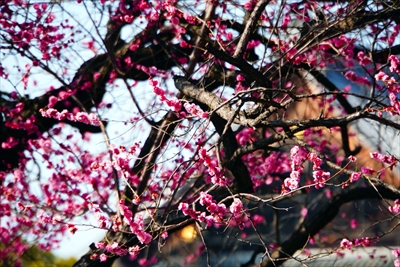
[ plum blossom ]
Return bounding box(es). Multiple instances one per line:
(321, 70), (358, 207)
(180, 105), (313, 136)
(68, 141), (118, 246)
(89, 203), (110, 229)
(129, 245), (140, 257)
(350, 219), (358, 229)
(95, 242), (105, 249)
(1, 136), (19, 149)
(393, 248), (400, 258)
(179, 193), (228, 227)
(284, 176), (299, 191)
(340, 238), (353, 250)
(229, 198), (243, 215)
(48, 96), (58, 108)
(313, 170), (330, 189)
(105, 242), (128, 256)
(137, 231), (152, 244)
(67, 223), (77, 234)
(308, 152), (322, 169)
(389, 55), (400, 73)
(389, 199), (400, 213)
(283, 146), (307, 191)
(118, 200), (152, 244)
(198, 147), (227, 186)
(184, 102), (209, 118)
(370, 152), (397, 165)
(375, 71), (390, 82)
(40, 108), (101, 126)
(357, 51), (371, 66)
(354, 237), (372, 247)
(350, 172), (361, 182)
(99, 253), (107, 262)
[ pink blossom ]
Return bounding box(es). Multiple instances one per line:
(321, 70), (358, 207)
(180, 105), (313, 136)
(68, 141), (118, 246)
(375, 71), (389, 81)
(184, 102), (208, 118)
(160, 231), (168, 240)
(340, 238), (353, 250)
(344, 71), (357, 82)
(229, 198), (243, 215)
(370, 152), (396, 164)
(99, 253), (107, 262)
(171, 16), (179, 25)
(354, 237), (372, 247)
(178, 202), (190, 215)
(284, 177), (299, 190)
(75, 112), (90, 124)
(348, 155), (357, 162)
(236, 74), (245, 82)
(313, 170), (330, 188)
(246, 40), (261, 50)
(137, 231), (152, 244)
(129, 43), (140, 51)
(199, 192), (213, 206)
(95, 242), (105, 249)
(350, 172), (361, 182)
(183, 12), (196, 24)
(153, 86), (166, 101)
(198, 147), (227, 186)
(357, 51), (371, 66)
(108, 70), (118, 83)
(166, 98), (182, 112)
(361, 166), (374, 175)
(389, 199), (400, 213)
(48, 96), (58, 108)
(392, 248), (400, 258)
(1, 136), (19, 149)
(281, 14), (291, 29)
(350, 219), (358, 229)
(67, 224), (77, 234)
(93, 72), (101, 80)
(129, 245), (140, 256)
(389, 55), (400, 73)
(243, 1), (253, 10)
(308, 152), (322, 169)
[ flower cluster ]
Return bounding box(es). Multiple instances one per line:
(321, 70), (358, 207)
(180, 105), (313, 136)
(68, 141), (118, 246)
(40, 108), (101, 126)
(340, 236), (375, 251)
(308, 152), (330, 189)
(349, 172), (361, 183)
(344, 71), (371, 86)
(179, 192), (227, 227)
(370, 152), (397, 165)
(198, 147), (227, 186)
(340, 238), (353, 250)
(229, 198), (247, 230)
(88, 203), (110, 229)
(283, 147), (331, 192)
(178, 194), (248, 230)
(150, 80), (182, 113)
(283, 146), (306, 191)
(184, 102), (209, 118)
(357, 51), (371, 66)
(389, 55), (400, 74)
(119, 200), (152, 244)
(393, 248), (400, 267)
(93, 242), (141, 262)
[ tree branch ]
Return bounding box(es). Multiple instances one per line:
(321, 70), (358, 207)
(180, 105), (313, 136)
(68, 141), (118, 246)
(260, 184), (400, 267)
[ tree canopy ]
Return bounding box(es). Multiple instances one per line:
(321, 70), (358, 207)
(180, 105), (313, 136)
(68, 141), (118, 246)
(1, 0), (400, 266)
